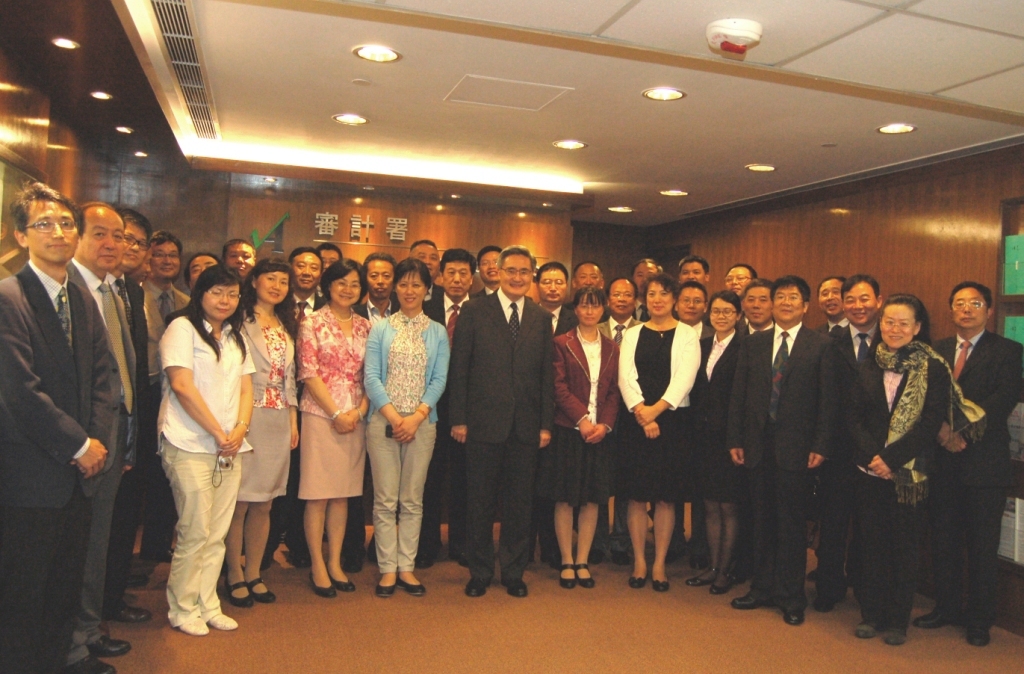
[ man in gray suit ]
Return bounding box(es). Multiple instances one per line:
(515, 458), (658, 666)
(65, 203), (138, 674)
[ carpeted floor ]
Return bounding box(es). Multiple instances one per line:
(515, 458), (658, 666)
(105, 527), (1023, 674)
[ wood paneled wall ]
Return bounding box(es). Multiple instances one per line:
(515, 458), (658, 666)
(572, 220), (650, 285)
(0, 46), (49, 181)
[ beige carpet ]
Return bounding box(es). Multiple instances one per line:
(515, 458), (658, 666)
(105, 528), (1022, 674)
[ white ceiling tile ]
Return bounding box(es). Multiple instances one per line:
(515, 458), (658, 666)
(382, 0), (630, 35)
(911, 0), (1024, 38)
(942, 65), (1024, 113)
(785, 13), (1024, 92)
(601, 0), (884, 65)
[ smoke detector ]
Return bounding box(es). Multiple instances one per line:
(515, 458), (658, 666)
(706, 19), (762, 56)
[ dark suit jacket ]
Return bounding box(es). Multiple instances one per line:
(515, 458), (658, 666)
(552, 329), (620, 430)
(0, 266), (115, 507)
(727, 325), (838, 471)
(935, 331), (1023, 487)
(423, 291), (468, 424)
(829, 325), (880, 463)
(354, 297), (398, 320)
(692, 332), (743, 441)
(448, 292), (554, 445)
(850, 354), (949, 474)
(553, 303), (578, 337)
(124, 279), (149, 410)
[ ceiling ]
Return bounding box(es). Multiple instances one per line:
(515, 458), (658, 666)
(107, 0), (1024, 225)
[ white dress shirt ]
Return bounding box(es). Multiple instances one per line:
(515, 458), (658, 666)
(295, 293), (317, 316)
(955, 330), (984, 364)
(444, 293), (468, 321)
(772, 322), (802, 362)
(706, 330), (735, 380)
(71, 259), (116, 328)
(496, 288), (526, 324)
(827, 317), (850, 331)
(849, 323), (876, 357)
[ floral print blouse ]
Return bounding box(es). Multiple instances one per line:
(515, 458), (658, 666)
(256, 325), (288, 410)
(383, 312), (431, 415)
(298, 306), (371, 419)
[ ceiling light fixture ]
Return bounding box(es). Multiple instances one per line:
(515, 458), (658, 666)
(333, 113), (367, 125)
(116, 126), (133, 134)
(660, 189), (688, 196)
(642, 87), (685, 101)
(264, 177), (277, 183)
(518, 212), (526, 218)
(435, 205), (444, 211)
(821, 142), (837, 148)
(363, 185), (375, 191)
(608, 206), (633, 213)
(52, 37), (80, 50)
(553, 140), (587, 150)
(877, 123), (916, 134)
(829, 208), (850, 215)
(354, 197), (363, 204)
(134, 151), (148, 157)
(91, 91), (112, 100)
(354, 45), (401, 63)
(745, 164), (775, 172)
(542, 202), (553, 208)
(450, 194), (461, 199)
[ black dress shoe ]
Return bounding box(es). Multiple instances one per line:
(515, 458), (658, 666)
(966, 628), (990, 647)
(227, 581), (254, 608)
(685, 568), (718, 587)
(731, 593), (772, 610)
(575, 564), (595, 589)
(465, 578), (488, 597)
(247, 578), (276, 603)
(503, 579), (528, 598)
(587, 549), (605, 565)
(912, 610), (959, 629)
(652, 579), (670, 593)
(125, 573), (148, 589)
(611, 551), (631, 566)
(709, 578), (735, 595)
(812, 596), (836, 613)
(329, 574), (356, 592)
(689, 553), (710, 570)
(342, 557), (363, 574)
(628, 575), (647, 589)
(109, 605), (151, 623)
(309, 572), (336, 598)
(87, 635), (131, 658)
(396, 577), (426, 596)
(559, 564), (577, 589)
(64, 654), (116, 674)
(375, 582), (396, 597)
(783, 610), (805, 626)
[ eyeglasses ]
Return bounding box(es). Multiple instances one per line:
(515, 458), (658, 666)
(208, 288), (241, 301)
(25, 218), (75, 235)
(609, 292), (635, 300)
(677, 298), (705, 307)
(151, 251), (180, 261)
(724, 274), (751, 284)
(501, 267), (534, 278)
(952, 299), (985, 311)
(710, 308), (737, 317)
(124, 235), (150, 250)
(881, 318), (916, 331)
(479, 259), (499, 268)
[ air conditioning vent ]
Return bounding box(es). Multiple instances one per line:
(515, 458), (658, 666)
(150, 0), (219, 140)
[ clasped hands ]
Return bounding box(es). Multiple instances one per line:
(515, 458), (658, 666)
(577, 418), (607, 444)
(729, 448), (825, 470)
(937, 422), (966, 453)
(72, 438), (108, 478)
(633, 403), (660, 439)
(450, 425), (551, 448)
(386, 410), (426, 443)
(214, 422), (248, 457)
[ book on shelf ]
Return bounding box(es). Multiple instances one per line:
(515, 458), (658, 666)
(999, 497), (1024, 564)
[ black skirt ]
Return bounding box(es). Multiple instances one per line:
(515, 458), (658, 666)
(536, 425), (612, 507)
(617, 406), (685, 504)
(694, 425), (744, 504)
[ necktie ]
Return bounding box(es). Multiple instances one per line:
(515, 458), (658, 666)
(297, 301), (308, 321)
(446, 303), (460, 344)
(509, 302), (520, 341)
(101, 283), (134, 413)
(769, 331), (789, 421)
(56, 287), (72, 347)
(115, 278), (134, 335)
(953, 341), (971, 380)
(158, 290), (173, 320)
(856, 333), (869, 362)
(614, 324), (624, 345)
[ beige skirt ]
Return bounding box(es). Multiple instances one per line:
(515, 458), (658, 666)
(238, 406), (291, 502)
(298, 413), (365, 500)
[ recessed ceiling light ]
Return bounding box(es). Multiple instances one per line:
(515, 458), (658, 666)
(52, 37), (79, 50)
(877, 123), (916, 134)
(608, 206), (633, 213)
(450, 194), (461, 199)
(821, 142), (837, 148)
(354, 197), (363, 204)
(517, 212), (526, 218)
(333, 113), (367, 125)
(829, 208), (850, 215)
(115, 126), (133, 134)
(354, 45), (401, 63)
(351, 79), (371, 86)
(542, 202), (553, 208)
(134, 151), (147, 157)
(264, 177), (277, 183)
(642, 87), (685, 101)
(745, 164), (775, 172)
(435, 205), (443, 211)
(553, 140), (587, 150)
(91, 91), (112, 100)
(660, 189), (688, 196)
(363, 185), (375, 191)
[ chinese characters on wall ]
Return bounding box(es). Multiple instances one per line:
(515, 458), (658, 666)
(313, 211), (410, 244)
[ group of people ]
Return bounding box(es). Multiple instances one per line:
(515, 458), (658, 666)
(0, 181), (1018, 674)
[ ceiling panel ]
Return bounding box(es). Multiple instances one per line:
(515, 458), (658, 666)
(601, 0), (884, 66)
(378, 0), (628, 35)
(910, 0), (1024, 38)
(942, 65), (1024, 114)
(784, 12), (1024, 92)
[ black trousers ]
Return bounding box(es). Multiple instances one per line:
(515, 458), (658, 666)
(420, 420), (467, 561)
(928, 469), (1006, 630)
(530, 453), (558, 563)
(0, 485), (91, 674)
(466, 438), (538, 583)
(748, 431), (810, 612)
(139, 382), (176, 558)
(814, 458), (860, 604)
(103, 455), (143, 618)
(856, 471), (923, 632)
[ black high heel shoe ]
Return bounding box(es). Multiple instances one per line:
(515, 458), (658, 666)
(329, 574), (356, 592)
(685, 568), (719, 587)
(652, 578), (670, 593)
(709, 576), (735, 595)
(575, 564), (595, 589)
(246, 577), (276, 603)
(559, 564), (577, 589)
(309, 572), (336, 598)
(628, 573), (647, 589)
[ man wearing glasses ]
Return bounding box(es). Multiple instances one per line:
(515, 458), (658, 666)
(449, 245), (554, 598)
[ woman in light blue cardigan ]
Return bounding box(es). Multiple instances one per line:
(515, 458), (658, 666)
(363, 258), (449, 597)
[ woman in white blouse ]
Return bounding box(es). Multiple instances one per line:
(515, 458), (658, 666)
(617, 273), (700, 592)
(160, 265), (254, 637)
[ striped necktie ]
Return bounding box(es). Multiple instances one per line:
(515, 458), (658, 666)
(101, 283), (134, 413)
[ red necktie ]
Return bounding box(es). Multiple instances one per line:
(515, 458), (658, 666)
(447, 303), (460, 344)
(953, 341), (970, 380)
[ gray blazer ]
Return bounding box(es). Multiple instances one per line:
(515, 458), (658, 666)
(143, 281), (189, 382)
(241, 317), (298, 408)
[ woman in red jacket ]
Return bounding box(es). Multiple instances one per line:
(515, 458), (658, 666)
(537, 286), (621, 589)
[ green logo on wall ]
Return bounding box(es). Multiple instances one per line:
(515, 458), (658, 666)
(251, 213), (289, 254)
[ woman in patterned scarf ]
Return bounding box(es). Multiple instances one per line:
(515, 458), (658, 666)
(364, 258), (450, 597)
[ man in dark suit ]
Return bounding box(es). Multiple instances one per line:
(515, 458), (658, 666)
(0, 183), (114, 674)
(922, 281), (1023, 647)
(728, 275), (838, 626)
(450, 245), (554, 598)
(631, 258), (661, 322)
(419, 248), (476, 567)
(66, 203), (140, 672)
(813, 274), (881, 612)
(471, 245), (502, 298)
(816, 276), (848, 335)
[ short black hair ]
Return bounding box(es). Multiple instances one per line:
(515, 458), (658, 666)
(222, 238), (255, 260)
(363, 251), (397, 269)
(741, 277), (772, 298)
(571, 260), (602, 277)
(771, 275), (811, 303)
(606, 276), (638, 297)
(185, 252), (221, 288)
(572, 286), (607, 308)
(320, 258), (366, 302)
(409, 239), (438, 252)
(678, 255), (709, 274)
(10, 182), (81, 234)
(817, 276), (846, 293)
(289, 246), (321, 263)
(440, 248), (476, 274)
(841, 274), (880, 298)
(151, 230), (183, 255)
(476, 245), (502, 264)
(116, 207), (153, 239)
(949, 281), (992, 308)
(708, 290), (741, 314)
(882, 294), (931, 345)
(727, 263), (758, 279)
(536, 260), (569, 283)
(633, 258), (662, 274)
(315, 242), (342, 258)
(678, 280), (708, 301)
(393, 257), (432, 289)
(645, 273), (680, 299)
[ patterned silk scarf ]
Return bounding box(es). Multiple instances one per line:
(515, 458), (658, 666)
(874, 341), (986, 504)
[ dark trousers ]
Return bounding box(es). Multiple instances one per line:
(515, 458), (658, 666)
(857, 471), (923, 632)
(814, 458), (859, 603)
(748, 432), (810, 612)
(102, 454), (143, 619)
(420, 421), (467, 561)
(466, 438), (538, 583)
(139, 382), (176, 558)
(530, 450), (558, 563)
(0, 485), (91, 674)
(928, 470), (1006, 630)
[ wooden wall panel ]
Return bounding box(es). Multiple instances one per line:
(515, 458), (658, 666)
(571, 221), (649, 285)
(0, 46), (49, 180)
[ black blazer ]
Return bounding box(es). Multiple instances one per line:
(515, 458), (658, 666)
(448, 292), (555, 445)
(354, 297), (398, 320)
(935, 331), (1023, 487)
(692, 333), (743, 441)
(422, 290), (467, 424)
(829, 325), (881, 463)
(0, 266), (116, 507)
(553, 303), (578, 337)
(124, 279), (149, 409)
(727, 326), (839, 471)
(850, 354), (949, 474)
